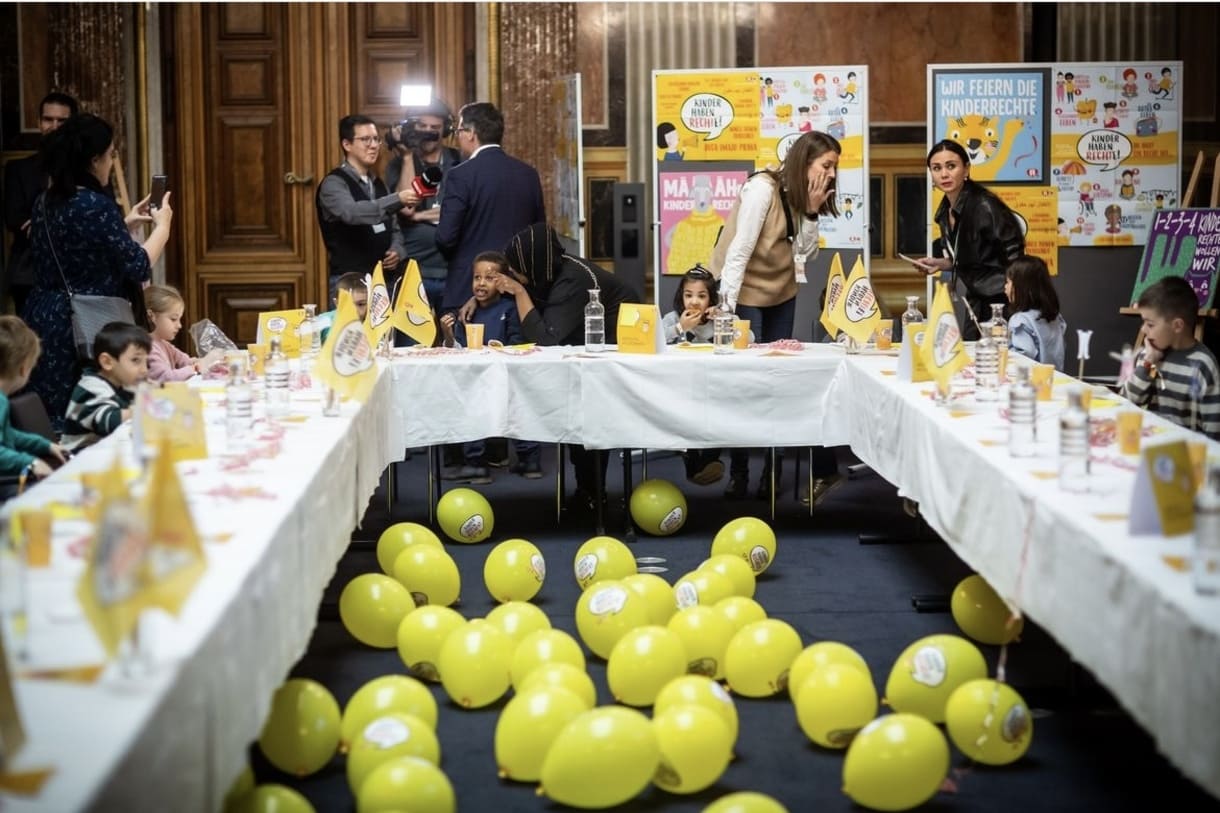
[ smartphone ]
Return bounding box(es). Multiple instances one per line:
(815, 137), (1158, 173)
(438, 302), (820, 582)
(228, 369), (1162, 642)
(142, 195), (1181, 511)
(149, 174), (168, 210)
(897, 253), (926, 267)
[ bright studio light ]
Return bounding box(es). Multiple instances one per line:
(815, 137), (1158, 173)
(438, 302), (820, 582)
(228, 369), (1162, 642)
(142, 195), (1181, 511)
(400, 84), (432, 107)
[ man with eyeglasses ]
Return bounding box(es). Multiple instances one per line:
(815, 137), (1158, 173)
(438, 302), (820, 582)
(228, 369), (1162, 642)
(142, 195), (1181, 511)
(4, 91), (78, 314)
(315, 114), (419, 299)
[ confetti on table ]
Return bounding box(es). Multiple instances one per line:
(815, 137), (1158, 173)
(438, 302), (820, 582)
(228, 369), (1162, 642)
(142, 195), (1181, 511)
(0, 767), (56, 795)
(1161, 555), (1189, 572)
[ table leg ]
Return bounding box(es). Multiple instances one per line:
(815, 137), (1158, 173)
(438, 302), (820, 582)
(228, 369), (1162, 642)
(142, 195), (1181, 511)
(555, 444), (566, 526)
(427, 445), (440, 527)
(593, 450), (606, 536)
(623, 448), (636, 543)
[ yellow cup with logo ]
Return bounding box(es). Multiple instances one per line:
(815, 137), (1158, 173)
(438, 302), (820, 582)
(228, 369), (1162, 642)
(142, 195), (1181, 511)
(874, 319), (893, 350)
(16, 507), (53, 568)
(466, 322), (485, 350)
(1031, 364), (1054, 401)
(1117, 408), (1143, 455)
(733, 319), (750, 350)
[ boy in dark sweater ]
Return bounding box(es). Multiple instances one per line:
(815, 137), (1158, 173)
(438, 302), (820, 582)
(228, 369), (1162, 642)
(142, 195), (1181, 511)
(62, 322), (151, 452)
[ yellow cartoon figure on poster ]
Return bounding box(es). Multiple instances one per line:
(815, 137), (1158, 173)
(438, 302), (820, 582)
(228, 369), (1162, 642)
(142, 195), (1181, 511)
(946, 115), (1026, 181)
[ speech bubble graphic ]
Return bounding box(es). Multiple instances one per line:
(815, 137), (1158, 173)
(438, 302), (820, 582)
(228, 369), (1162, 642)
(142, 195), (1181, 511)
(1076, 128), (1133, 172)
(776, 132), (800, 162)
(681, 93), (734, 141)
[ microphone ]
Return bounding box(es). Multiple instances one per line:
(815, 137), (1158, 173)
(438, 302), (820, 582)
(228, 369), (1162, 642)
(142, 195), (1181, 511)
(411, 166), (444, 198)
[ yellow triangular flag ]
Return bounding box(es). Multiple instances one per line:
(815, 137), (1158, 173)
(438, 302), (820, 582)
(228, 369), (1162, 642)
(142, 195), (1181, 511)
(137, 435), (206, 616)
(819, 252), (846, 339)
(313, 289), (379, 402)
(364, 261), (394, 349)
(919, 281), (970, 393)
(391, 258), (437, 346)
(830, 256), (883, 344)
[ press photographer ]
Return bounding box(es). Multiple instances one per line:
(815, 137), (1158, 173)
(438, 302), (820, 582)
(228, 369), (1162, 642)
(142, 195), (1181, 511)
(386, 98), (461, 313)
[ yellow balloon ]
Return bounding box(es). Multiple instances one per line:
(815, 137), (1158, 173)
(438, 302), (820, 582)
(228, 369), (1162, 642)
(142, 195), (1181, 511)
(795, 663), (879, 748)
(340, 675), (438, 752)
(486, 600), (551, 644)
(674, 569), (736, 610)
(483, 538), (545, 602)
(346, 712), (441, 796)
(842, 713), (949, 811)
(951, 574), (1023, 645)
(723, 619), (802, 698)
(436, 487), (494, 543)
(232, 784), (315, 813)
(575, 580), (649, 659)
(788, 641), (872, 702)
(629, 478), (688, 536)
(396, 605), (466, 682)
(539, 706), (660, 808)
(652, 705), (733, 794)
(607, 625), (688, 707)
(438, 621), (514, 708)
(392, 545), (461, 607)
(518, 662), (597, 709)
(257, 678), (341, 777)
(884, 634), (988, 723)
(494, 686), (588, 781)
(713, 596), (767, 633)
(622, 573), (677, 625)
(573, 535), (637, 590)
(702, 791), (790, 813)
(655, 674), (739, 742)
(376, 522), (442, 574)
(711, 517), (777, 575)
(509, 628), (586, 689)
(944, 679), (1033, 765)
(357, 755), (455, 813)
(222, 765), (255, 812)
(699, 554), (757, 598)
(339, 574), (416, 649)
(667, 605), (735, 680)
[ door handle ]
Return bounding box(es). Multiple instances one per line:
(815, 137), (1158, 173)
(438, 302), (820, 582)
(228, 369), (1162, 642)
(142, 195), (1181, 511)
(284, 172), (314, 185)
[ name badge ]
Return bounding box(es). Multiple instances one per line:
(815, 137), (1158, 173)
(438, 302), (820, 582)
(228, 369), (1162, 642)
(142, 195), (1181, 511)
(372, 222), (387, 234)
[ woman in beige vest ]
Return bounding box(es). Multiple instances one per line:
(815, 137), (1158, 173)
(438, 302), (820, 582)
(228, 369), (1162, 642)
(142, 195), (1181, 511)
(711, 130), (840, 499)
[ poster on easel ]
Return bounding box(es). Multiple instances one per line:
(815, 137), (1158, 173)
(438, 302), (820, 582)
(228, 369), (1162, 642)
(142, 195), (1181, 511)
(1131, 208), (1220, 309)
(553, 73), (585, 256)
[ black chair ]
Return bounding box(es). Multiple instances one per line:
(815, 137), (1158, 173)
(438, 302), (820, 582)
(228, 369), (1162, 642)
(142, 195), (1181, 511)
(9, 392), (56, 442)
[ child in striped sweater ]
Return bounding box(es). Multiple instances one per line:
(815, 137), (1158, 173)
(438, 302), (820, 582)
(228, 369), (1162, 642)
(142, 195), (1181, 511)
(62, 323), (150, 452)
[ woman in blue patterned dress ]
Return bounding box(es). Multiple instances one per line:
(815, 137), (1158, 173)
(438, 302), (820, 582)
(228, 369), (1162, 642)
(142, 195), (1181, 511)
(24, 113), (173, 429)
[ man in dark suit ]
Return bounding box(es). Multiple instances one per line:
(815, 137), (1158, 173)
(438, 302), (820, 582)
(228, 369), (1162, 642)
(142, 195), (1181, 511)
(435, 102), (545, 314)
(3, 91), (78, 314)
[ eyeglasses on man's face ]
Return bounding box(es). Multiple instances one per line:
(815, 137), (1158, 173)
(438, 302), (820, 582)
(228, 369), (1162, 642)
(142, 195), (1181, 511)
(352, 135), (382, 146)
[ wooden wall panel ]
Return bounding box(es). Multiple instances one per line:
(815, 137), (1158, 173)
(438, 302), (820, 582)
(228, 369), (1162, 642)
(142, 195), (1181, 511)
(199, 276), (305, 341)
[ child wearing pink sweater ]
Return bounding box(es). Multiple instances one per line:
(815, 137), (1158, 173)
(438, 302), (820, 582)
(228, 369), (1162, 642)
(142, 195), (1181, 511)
(145, 285), (223, 382)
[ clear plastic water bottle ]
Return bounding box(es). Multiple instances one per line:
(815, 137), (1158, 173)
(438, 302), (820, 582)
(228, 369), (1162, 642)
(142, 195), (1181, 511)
(1058, 386), (1090, 492)
(300, 304), (321, 361)
(225, 360), (253, 450)
(264, 335), (291, 418)
(713, 307), (734, 354)
(974, 336), (1000, 401)
(989, 303), (1009, 347)
(1195, 463), (1220, 595)
(584, 289), (605, 352)
(1009, 365), (1037, 457)
(900, 295), (924, 343)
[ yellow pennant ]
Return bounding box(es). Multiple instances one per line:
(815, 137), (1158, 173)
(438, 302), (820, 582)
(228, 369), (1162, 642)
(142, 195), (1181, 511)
(919, 281), (970, 392)
(819, 252), (846, 339)
(829, 256), (882, 344)
(391, 258), (437, 347)
(364, 261), (394, 349)
(313, 288), (379, 402)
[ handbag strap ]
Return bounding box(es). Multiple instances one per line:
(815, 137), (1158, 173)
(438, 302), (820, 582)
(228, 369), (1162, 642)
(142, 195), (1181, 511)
(39, 196), (75, 297)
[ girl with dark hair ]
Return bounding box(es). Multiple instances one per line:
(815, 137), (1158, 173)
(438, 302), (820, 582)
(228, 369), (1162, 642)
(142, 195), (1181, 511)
(24, 113), (172, 428)
(1004, 254), (1067, 369)
(657, 122), (683, 161)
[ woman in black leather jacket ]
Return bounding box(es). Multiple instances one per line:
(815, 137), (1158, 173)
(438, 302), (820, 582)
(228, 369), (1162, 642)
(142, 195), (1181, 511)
(909, 139), (1025, 339)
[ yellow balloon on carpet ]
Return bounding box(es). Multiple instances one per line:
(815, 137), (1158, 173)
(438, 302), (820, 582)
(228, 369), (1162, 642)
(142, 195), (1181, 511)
(392, 545), (461, 607)
(509, 628), (586, 689)
(575, 580), (650, 659)
(699, 554), (757, 598)
(702, 792), (789, 813)
(795, 663), (879, 748)
(655, 674), (739, 742)
(518, 662), (597, 709)
(713, 596), (767, 633)
(539, 706), (660, 809)
(376, 522), (442, 574)
(395, 605), (466, 682)
(436, 487), (494, 543)
(711, 517), (777, 574)
(347, 712), (441, 796)
(842, 713), (949, 811)
(222, 765), (255, 812)
(607, 625), (688, 707)
(494, 686), (588, 782)
(944, 679), (1033, 765)
(724, 619), (802, 698)
(573, 536), (637, 590)
(667, 605), (735, 679)
(652, 704), (733, 794)
(356, 756), (455, 813)
(438, 621), (514, 708)
(231, 784), (315, 813)
(339, 573), (416, 648)
(788, 641), (872, 702)
(674, 569), (736, 610)
(951, 574), (1023, 645)
(483, 538), (546, 602)
(629, 478), (688, 536)
(257, 678), (341, 777)
(623, 572), (677, 625)
(884, 634), (987, 723)
(486, 600), (551, 644)
(340, 675), (438, 752)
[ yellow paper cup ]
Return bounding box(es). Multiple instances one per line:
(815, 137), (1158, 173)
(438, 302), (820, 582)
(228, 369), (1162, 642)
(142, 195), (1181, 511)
(1188, 441), (1208, 493)
(733, 319), (750, 350)
(1078, 386), (1093, 411)
(998, 346), (1009, 383)
(224, 349), (249, 378)
(874, 319), (894, 350)
(1116, 408), (1143, 455)
(16, 507), (53, 568)
(247, 344), (267, 376)
(466, 323), (485, 350)
(1031, 364), (1054, 401)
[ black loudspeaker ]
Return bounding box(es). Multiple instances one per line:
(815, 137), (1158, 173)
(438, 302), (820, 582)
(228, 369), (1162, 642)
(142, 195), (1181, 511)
(612, 182), (646, 300)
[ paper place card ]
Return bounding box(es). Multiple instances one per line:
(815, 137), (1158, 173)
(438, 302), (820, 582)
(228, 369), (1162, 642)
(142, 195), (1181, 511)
(1129, 440), (1195, 536)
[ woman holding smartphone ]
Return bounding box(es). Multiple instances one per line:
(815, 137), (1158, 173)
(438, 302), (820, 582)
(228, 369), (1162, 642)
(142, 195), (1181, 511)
(907, 139), (1024, 339)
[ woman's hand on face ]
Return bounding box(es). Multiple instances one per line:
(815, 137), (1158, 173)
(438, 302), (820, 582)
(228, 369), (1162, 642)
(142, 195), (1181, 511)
(806, 172), (833, 211)
(494, 274), (525, 297)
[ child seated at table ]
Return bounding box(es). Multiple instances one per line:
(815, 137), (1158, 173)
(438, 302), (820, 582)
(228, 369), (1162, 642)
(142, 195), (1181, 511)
(62, 322), (151, 452)
(320, 272), (369, 343)
(145, 284), (225, 382)
(439, 251), (542, 481)
(1004, 254), (1066, 369)
(1123, 276), (1220, 439)
(0, 316), (67, 488)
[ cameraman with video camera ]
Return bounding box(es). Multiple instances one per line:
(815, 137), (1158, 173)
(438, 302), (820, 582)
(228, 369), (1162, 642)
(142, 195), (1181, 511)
(385, 98), (461, 313)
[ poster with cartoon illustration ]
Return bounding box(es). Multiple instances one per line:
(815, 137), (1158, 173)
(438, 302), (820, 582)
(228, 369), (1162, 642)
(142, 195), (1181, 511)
(657, 163), (753, 277)
(1131, 209), (1220, 309)
(552, 73), (584, 255)
(655, 71), (759, 162)
(933, 186), (1060, 275)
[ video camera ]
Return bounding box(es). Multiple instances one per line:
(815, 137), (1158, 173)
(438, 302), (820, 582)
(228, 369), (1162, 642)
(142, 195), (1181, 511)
(385, 117), (441, 152)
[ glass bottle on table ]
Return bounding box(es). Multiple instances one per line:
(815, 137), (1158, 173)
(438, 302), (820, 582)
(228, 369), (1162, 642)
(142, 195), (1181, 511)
(974, 336), (1000, 401)
(1009, 364), (1037, 457)
(1058, 386), (1090, 492)
(584, 289), (605, 352)
(225, 359), (254, 450)
(900, 296), (924, 343)
(712, 306), (735, 354)
(300, 304), (321, 361)
(1194, 463), (1220, 596)
(264, 335), (291, 419)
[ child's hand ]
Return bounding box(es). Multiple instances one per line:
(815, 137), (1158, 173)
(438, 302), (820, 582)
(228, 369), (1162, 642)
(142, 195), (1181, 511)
(31, 459), (53, 479)
(440, 313), (455, 334)
(121, 407), (132, 423)
(198, 348), (226, 371)
(1141, 336), (1164, 366)
(678, 308), (703, 333)
(48, 444), (69, 465)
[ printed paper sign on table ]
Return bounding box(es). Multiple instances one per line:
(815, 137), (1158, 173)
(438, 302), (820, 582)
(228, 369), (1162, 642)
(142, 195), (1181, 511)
(819, 252), (846, 339)
(256, 309), (307, 358)
(314, 289), (378, 402)
(828, 256), (882, 344)
(364, 261), (395, 349)
(1129, 440), (1195, 536)
(391, 259), (438, 347)
(617, 304), (665, 354)
(919, 282), (971, 391)
(897, 324), (932, 382)
(134, 383), (208, 462)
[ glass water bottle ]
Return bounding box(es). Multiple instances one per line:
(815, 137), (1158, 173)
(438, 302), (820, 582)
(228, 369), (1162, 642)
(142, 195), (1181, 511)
(1194, 464), (1220, 596)
(901, 296), (924, 343)
(974, 337), (1000, 401)
(225, 359), (253, 449)
(989, 303), (1009, 347)
(301, 304), (321, 361)
(713, 307), (735, 354)
(1058, 387), (1090, 492)
(584, 289), (605, 352)
(265, 336), (291, 418)
(1009, 365), (1037, 457)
